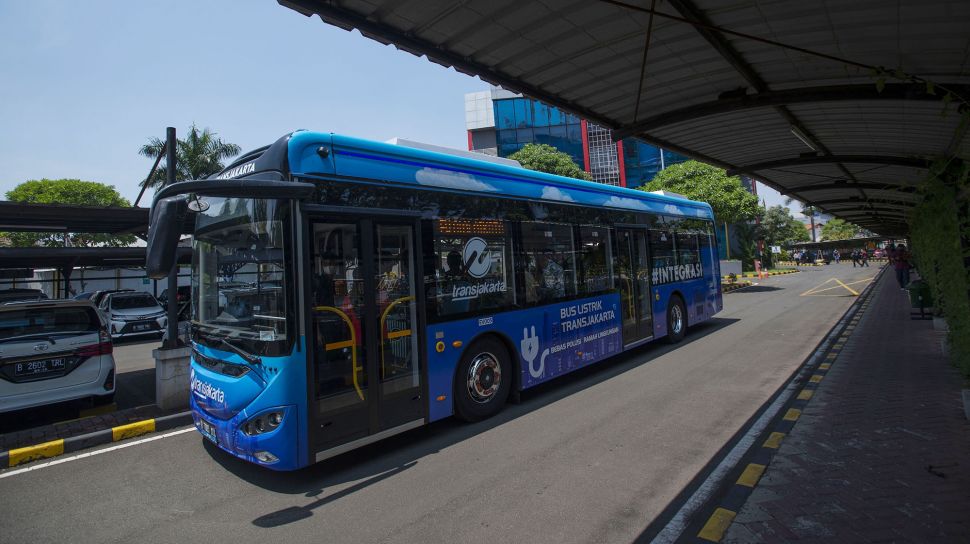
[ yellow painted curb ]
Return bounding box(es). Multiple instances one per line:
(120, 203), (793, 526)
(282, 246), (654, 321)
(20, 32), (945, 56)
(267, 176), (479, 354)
(763, 431), (785, 449)
(698, 507), (737, 542)
(9, 439), (65, 467)
(783, 408), (801, 421)
(797, 389), (814, 401)
(809, 374), (824, 383)
(736, 463), (766, 487)
(112, 419), (156, 442)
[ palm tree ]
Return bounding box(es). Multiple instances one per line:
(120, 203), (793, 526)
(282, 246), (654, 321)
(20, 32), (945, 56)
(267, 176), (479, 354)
(784, 196), (818, 242)
(139, 124), (241, 188)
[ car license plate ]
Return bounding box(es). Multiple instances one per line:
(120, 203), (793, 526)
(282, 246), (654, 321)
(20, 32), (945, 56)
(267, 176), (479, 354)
(198, 419), (218, 444)
(14, 358), (66, 377)
(133, 322), (151, 331)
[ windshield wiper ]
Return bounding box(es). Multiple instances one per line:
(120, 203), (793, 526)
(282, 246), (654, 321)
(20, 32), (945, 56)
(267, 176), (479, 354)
(0, 333), (59, 345)
(193, 328), (261, 365)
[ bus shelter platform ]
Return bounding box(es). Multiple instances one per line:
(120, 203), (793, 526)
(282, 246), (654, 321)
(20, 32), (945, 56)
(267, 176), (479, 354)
(722, 269), (970, 542)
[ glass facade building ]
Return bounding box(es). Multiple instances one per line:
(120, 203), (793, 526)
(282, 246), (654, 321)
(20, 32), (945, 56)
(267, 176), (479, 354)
(465, 88), (688, 188)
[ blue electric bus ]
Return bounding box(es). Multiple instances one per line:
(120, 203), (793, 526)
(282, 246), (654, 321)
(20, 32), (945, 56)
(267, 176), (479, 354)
(146, 130), (722, 470)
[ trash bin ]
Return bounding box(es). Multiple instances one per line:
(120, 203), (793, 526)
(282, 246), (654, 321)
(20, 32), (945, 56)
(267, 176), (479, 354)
(906, 280), (933, 308)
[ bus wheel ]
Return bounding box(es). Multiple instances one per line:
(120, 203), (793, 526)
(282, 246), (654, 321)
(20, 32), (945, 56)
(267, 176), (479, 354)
(454, 336), (511, 422)
(666, 296), (687, 344)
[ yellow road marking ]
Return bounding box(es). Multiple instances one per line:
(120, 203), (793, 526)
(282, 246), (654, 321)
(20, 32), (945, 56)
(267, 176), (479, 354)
(800, 276), (874, 297)
(763, 431), (785, 448)
(809, 374), (824, 383)
(834, 279), (859, 296)
(736, 463), (767, 487)
(797, 390), (814, 401)
(698, 508), (737, 542)
(112, 419), (156, 442)
(8, 439), (65, 467)
(783, 408), (801, 421)
(819, 363), (831, 370)
(825, 353), (837, 360)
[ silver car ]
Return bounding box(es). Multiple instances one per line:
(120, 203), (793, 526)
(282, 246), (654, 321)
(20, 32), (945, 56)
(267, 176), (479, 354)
(99, 292), (168, 339)
(0, 299), (116, 413)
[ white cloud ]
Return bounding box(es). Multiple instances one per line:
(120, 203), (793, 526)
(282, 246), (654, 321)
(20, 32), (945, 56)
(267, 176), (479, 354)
(540, 186), (575, 202)
(415, 167), (498, 192)
(663, 204), (681, 214)
(603, 196), (648, 210)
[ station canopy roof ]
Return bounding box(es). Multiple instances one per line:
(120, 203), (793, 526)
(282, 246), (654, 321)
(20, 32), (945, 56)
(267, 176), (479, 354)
(280, 0), (970, 235)
(0, 202), (149, 235)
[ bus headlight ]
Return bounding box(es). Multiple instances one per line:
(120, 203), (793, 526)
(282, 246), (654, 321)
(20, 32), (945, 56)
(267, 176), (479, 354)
(242, 410), (285, 435)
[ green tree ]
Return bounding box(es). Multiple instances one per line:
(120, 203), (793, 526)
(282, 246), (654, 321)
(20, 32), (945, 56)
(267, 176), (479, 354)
(509, 143), (592, 181)
(3, 179), (136, 247)
(820, 218), (860, 241)
(139, 124), (241, 188)
(639, 160), (759, 224)
(759, 205), (810, 266)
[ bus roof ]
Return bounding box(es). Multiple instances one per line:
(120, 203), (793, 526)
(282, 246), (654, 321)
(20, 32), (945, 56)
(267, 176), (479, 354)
(242, 131), (715, 221)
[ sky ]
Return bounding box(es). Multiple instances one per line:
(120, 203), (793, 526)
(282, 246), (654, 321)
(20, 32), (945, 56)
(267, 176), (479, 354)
(0, 0), (799, 215)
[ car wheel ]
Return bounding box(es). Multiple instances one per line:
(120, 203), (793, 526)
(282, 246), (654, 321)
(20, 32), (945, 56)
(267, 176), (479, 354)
(453, 336), (511, 422)
(666, 295), (687, 344)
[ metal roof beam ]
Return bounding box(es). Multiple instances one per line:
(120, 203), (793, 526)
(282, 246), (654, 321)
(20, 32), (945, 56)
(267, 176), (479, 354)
(734, 156), (932, 175)
(614, 83), (965, 138)
(787, 182), (918, 194)
(810, 198), (917, 208)
(663, 0), (867, 203)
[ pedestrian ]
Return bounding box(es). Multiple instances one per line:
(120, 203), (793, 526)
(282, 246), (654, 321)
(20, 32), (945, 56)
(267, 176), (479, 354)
(860, 249), (869, 267)
(893, 244), (911, 289)
(833, 249), (840, 264)
(850, 249), (859, 267)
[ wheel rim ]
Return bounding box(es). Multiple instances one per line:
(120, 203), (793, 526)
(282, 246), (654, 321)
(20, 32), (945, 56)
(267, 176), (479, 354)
(671, 304), (683, 335)
(466, 352), (501, 404)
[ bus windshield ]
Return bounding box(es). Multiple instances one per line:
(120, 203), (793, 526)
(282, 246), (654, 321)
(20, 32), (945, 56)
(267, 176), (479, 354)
(191, 197), (290, 351)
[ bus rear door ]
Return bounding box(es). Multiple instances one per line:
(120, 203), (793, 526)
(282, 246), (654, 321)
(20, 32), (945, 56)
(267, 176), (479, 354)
(616, 226), (653, 345)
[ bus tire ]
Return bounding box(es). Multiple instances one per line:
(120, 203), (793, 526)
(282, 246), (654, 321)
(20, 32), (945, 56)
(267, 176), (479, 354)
(453, 336), (511, 422)
(666, 295), (687, 344)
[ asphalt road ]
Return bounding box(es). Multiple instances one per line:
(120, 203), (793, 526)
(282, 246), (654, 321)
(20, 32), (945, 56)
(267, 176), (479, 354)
(0, 264), (881, 544)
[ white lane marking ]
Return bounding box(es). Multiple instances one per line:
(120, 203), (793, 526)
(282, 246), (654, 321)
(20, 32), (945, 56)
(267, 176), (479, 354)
(0, 427), (196, 480)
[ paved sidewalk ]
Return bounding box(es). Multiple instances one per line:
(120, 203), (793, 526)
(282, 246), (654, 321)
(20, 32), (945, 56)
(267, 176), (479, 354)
(724, 271), (970, 542)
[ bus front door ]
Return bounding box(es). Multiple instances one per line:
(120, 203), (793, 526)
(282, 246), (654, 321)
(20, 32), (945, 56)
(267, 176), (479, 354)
(616, 227), (653, 345)
(308, 217), (424, 455)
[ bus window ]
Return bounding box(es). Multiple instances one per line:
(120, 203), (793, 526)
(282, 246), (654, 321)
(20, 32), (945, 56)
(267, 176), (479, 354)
(578, 226), (613, 293)
(433, 218), (513, 316)
(520, 222), (577, 303)
(676, 232), (700, 266)
(649, 229), (675, 269)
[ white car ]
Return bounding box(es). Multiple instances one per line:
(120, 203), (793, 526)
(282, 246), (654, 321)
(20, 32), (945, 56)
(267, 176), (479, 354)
(0, 299), (116, 413)
(99, 292), (168, 339)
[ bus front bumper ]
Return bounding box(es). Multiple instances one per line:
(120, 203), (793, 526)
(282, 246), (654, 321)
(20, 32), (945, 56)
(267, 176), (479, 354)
(190, 396), (303, 471)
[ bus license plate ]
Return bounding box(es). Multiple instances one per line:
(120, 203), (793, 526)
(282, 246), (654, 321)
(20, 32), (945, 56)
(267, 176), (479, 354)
(14, 358), (66, 377)
(198, 419), (218, 444)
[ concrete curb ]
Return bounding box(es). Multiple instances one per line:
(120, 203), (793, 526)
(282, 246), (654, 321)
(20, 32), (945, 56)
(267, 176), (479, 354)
(0, 411), (193, 468)
(721, 281), (753, 293)
(722, 269), (799, 280)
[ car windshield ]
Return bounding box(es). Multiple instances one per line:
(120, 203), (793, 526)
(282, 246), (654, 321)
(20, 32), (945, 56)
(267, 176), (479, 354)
(0, 306), (99, 340)
(192, 197), (289, 348)
(111, 294), (159, 310)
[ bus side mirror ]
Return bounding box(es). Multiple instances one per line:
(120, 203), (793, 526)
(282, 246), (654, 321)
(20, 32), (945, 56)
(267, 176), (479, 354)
(146, 195), (190, 279)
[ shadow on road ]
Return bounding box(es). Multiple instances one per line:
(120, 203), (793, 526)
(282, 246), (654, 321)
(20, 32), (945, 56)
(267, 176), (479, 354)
(730, 285), (784, 293)
(196, 317), (742, 528)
